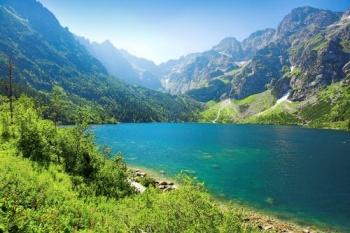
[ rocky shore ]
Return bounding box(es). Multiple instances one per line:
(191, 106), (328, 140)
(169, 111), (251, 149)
(242, 211), (325, 233)
(128, 167), (333, 233)
(129, 168), (177, 193)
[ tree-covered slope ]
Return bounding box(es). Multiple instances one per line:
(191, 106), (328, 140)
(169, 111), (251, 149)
(0, 0), (200, 123)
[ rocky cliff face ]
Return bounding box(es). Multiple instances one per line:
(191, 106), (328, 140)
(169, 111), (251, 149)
(160, 50), (238, 94)
(159, 29), (276, 95)
(212, 37), (243, 60)
(182, 6), (349, 102)
(241, 28), (276, 59)
(230, 7), (343, 100)
(289, 9), (350, 100)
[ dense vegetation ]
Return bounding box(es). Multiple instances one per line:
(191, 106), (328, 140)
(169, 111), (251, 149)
(0, 95), (264, 232)
(299, 82), (350, 129)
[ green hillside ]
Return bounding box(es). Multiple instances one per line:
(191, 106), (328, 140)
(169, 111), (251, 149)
(199, 91), (276, 123)
(0, 0), (200, 123)
(200, 82), (350, 130)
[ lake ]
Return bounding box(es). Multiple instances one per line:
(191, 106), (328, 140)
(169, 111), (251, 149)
(91, 123), (350, 231)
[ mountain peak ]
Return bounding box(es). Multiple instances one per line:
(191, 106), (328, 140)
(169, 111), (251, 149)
(214, 37), (240, 48)
(96, 40), (116, 50)
(341, 8), (350, 21)
(276, 6), (342, 38)
(246, 28), (275, 39)
(241, 28), (275, 58)
(101, 39), (113, 46)
(212, 37), (242, 56)
(290, 6), (320, 14)
(218, 37), (239, 43)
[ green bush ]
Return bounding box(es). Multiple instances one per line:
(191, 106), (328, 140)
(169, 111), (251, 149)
(0, 95), (133, 199)
(0, 151), (260, 233)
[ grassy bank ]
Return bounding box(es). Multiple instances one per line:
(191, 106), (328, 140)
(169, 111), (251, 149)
(0, 149), (329, 233)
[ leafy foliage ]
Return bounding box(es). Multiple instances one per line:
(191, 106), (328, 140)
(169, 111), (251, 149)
(0, 95), (264, 233)
(0, 96), (134, 199)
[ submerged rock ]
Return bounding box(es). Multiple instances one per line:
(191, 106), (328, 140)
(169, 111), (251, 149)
(265, 197), (275, 205)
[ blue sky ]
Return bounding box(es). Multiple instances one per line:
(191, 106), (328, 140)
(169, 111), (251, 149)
(39, 0), (349, 64)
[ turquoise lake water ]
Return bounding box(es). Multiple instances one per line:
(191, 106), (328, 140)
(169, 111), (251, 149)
(92, 123), (350, 231)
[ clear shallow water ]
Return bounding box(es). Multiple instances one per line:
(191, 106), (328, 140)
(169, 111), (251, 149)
(92, 123), (350, 231)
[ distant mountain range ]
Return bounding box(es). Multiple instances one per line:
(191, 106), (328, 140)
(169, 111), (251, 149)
(81, 6), (349, 105)
(77, 38), (163, 90)
(157, 7), (350, 102)
(0, 0), (348, 128)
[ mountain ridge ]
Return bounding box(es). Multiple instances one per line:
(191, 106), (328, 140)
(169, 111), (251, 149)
(173, 6), (349, 102)
(0, 0), (201, 123)
(77, 37), (163, 90)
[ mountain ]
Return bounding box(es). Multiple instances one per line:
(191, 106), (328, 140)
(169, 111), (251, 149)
(195, 7), (350, 129)
(288, 8), (350, 100)
(241, 28), (276, 59)
(0, 0), (200, 123)
(212, 37), (243, 60)
(158, 29), (276, 96)
(158, 50), (238, 94)
(78, 38), (163, 90)
(120, 49), (160, 75)
(189, 7), (348, 102)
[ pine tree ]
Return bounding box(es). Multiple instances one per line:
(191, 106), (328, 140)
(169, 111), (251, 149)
(7, 56), (14, 123)
(50, 85), (69, 126)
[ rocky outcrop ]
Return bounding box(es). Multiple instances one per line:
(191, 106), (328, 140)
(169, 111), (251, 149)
(289, 9), (350, 100)
(212, 37), (243, 60)
(159, 29), (277, 95)
(241, 28), (276, 59)
(130, 169), (177, 192)
(160, 50), (238, 94)
(187, 6), (348, 102)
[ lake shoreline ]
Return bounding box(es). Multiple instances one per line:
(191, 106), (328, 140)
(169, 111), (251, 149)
(93, 123), (350, 232)
(90, 122), (350, 133)
(127, 164), (339, 233)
